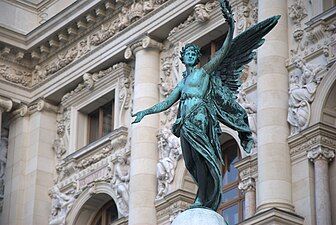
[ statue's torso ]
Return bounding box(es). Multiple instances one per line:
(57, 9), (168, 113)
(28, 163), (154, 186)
(180, 68), (209, 118)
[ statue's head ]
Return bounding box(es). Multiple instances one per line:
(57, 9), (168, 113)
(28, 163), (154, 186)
(180, 43), (202, 66)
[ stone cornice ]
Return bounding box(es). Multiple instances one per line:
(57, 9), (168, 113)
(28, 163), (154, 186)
(60, 62), (131, 107)
(288, 122), (336, 162)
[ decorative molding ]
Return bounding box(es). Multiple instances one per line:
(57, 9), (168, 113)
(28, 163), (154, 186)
(288, 122), (336, 161)
(168, 1), (218, 38)
(55, 127), (128, 186)
(61, 62), (130, 105)
(287, 57), (326, 136)
(0, 63), (32, 87)
(0, 0), (171, 87)
(307, 146), (335, 162)
(235, 154), (258, 189)
(287, 7), (336, 66)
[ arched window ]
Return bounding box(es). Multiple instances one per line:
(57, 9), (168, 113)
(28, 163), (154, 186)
(90, 200), (118, 225)
(218, 140), (244, 224)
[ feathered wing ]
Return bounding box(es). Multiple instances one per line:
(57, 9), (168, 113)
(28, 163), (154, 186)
(215, 15), (281, 93)
(210, 16), (280, 154)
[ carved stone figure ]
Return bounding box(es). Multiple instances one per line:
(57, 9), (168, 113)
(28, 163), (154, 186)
(133, 0), (279, 211)
(288, 0), (307, 26)
(49, 186), (79, 225)
(288, 58), (324, 135)
(53, 110), (70, 159)
(194, 4), (210, 23)
(143, 0), (154, 13)
(156, 127), (182, 198)
(0, 134), (8, 205)
(111, 153), (130, 217)
(118, 6), (130, 30)
(238, 90), (257, 152)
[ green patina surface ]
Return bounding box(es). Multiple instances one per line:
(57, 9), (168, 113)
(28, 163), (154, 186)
(132, 0), (279, 212)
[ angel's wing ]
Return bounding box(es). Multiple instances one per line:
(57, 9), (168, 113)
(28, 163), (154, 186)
(215, 15), (281, 93)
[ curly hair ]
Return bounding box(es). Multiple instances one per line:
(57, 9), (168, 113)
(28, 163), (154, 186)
(179, 43), (202, 66)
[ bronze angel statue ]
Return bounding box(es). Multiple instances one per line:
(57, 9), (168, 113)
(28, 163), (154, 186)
(132, 0), (280, 211)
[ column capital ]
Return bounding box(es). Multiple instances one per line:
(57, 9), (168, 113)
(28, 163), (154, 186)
(307, 146), (335, 162)
(239, 177), (256, 193)
(124, 36), (163, 59)
(28, 99), (59, 115)
(11, 104), (28, 120)
(0, 97), (13, 112)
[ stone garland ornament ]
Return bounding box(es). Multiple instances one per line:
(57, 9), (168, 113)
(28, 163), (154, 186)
(53, 109), (70, 160)
(132, 0), (280, 213)
(287, 57), (325, 136)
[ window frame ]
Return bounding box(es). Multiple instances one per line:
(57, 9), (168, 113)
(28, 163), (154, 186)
(218, 140), (244, 223)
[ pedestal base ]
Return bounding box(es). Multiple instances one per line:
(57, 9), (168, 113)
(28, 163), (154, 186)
(171, 208), (227, 225)
(239, 208), (304, 225)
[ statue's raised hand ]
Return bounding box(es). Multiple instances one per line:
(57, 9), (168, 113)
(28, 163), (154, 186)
(131, 111), (146, 124)
(219, 0), (234, 25)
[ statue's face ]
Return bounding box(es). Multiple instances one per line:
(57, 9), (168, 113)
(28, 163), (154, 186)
(183, 48), (198, 66)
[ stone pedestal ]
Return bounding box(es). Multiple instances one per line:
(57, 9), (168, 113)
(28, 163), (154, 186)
(171, 208), (227, 225)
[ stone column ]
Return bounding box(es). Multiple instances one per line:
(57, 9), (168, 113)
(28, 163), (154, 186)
(239, 178), (256, 219)
(257, 0), (294, 212)
(125, 36), (162, 225)
(307, 146), (335, 225)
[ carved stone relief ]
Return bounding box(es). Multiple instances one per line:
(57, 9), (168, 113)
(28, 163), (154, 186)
(0, 64), (32, 87)
(233, 0), (258, 35)
(49, 186), (80, 225)
(61, 62), (129, 104)
(53, 109), (70, 160)
(0, 134), (8, 211)
(156, 41), (182, 199)
(288, 5), (336, 64)
(238, 90), (257, 152)
(110, 152), (130, 217)
(168, 1), (218, 37)
(288, 0), (307, 27)
(287, 57), (325, 135)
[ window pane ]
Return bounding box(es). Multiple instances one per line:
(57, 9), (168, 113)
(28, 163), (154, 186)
(101, 102), (113, 136)
(222, 145), (239, 185)
(222, 187), (239, 203)
(89, 109), (99, 143)
(222, 204), (239, 225)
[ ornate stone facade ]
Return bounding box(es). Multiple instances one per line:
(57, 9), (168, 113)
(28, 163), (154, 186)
(0, 0), (335, 225)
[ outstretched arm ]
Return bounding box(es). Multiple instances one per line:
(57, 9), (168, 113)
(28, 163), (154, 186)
(203, 0), (235, 74)
(132, 83), (182, 124)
